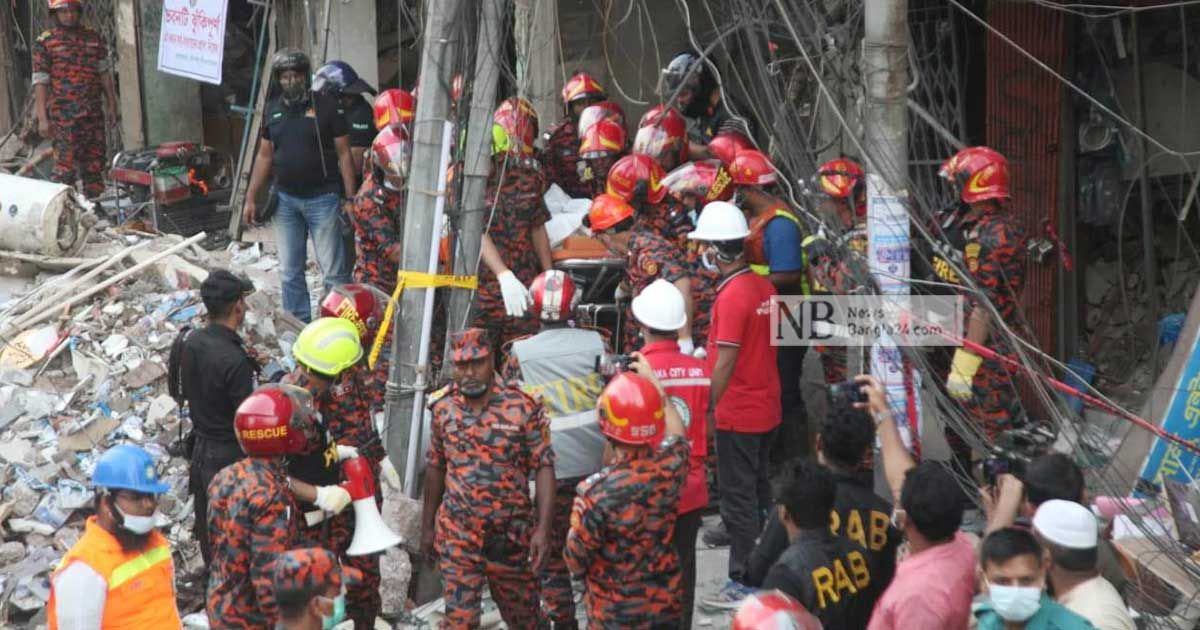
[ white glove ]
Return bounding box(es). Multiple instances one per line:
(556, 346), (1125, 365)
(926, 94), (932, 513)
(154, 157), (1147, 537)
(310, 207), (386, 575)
(692, 346), (707, 360)
(498, 270), (531, 317)
(314, 485), (352, 514)
(678, 338), (695, 355)
(614, 284), (629, 301)
(380, 457), (401, 490)
(335, 444), (360, 461)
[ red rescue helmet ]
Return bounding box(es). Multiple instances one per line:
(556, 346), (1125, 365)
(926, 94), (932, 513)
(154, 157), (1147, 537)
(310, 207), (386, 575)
(320, 283), (391, 348)
(633, 105), (688, 169)
(48, 0), (80, 9)
(492, 97), (539, 156)
(370, 126), (412, 180)
(597, 373), (665, 446)
(373, 89), (415, 131)
(451, 73), (465, 104)
(579, 118), (627, 160)
(939, 146), (1010, 204)
(733, 591), (823, 630)
(662, 159), (735, 204)
(584, 193), (635, 232)
(816, 157), (866, 218)
(234, 384), (321, 457)
(708, 132), (753, 165)
(577, 101), (627, 140)
(529, 270), (579, 323)
(605, 154), (667, 205)
(562, 72), (606, 106)
(729, 149), (779, 187)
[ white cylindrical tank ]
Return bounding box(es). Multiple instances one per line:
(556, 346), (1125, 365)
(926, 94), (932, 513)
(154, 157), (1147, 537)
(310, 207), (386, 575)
(0, 173), (91, 256)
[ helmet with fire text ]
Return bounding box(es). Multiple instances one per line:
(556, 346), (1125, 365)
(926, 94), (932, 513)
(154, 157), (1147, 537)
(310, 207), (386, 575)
(708, 132), (753, 166)
(633, 105), (689, 170)
(662, 160), (734, 206)
(579, 118), (627, 160)
(529, 270), (579, 323)
(597, 372), (665, 446)
(320, 284), (391, 348)
(733, 591), (823, 630)
(370, 125), (411, 182)
(234, 384), (322, 456)
(373, 89), (415, 131)
(729, 150), (778, 187)
(561, 72), (606, 110)
(577, 101), (627, 141)
(492, 97), (539, 156)
(605, 154), (667, 205)
(939, 146), (1010, 204)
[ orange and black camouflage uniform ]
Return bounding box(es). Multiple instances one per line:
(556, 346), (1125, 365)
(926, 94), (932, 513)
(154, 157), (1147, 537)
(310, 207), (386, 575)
(31, 25), (109, 198)
(565, 435), (690, 629)
(318, 364), (387, 630)
(427, 378), (554, 629)
(581, 156), (620, 198)
(349, 174), (405, 295)
(805, 225), (869, 385)
(620, 229), (688, 352)
(542, 120), (590, 198)
(473, 158), (550, 352)
(636, 198), (691, 246)
(206, 457), (301, 629)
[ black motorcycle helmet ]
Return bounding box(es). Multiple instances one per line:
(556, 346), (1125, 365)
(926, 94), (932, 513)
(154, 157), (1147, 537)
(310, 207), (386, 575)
(661, 52), (716, 118)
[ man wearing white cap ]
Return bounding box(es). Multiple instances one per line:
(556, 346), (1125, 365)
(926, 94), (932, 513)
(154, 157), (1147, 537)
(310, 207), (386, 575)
(1032, 500), (1134, 630)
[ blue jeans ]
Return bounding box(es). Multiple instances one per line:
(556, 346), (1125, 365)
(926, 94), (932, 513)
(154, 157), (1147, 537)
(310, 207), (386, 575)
(273, 190), (351, 322)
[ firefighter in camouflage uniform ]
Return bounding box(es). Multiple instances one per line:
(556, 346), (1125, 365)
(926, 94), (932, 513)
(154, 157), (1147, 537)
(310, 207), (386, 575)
(630, 106), (692, 243)
(933, 147), (1028, 457)
(349, 126), (409, 295)
(578, 117), (627, 199)
(421, 328), (556, 629)
(475, 98), (554, 354)
(565, 362), (691, 629)
(543, 73), (606, 198)
(33, 0), (118, 199)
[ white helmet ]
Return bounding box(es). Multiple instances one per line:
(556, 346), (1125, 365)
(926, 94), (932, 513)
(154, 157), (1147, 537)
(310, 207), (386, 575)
(631, 279), (687, 331)
(687, 200), (749, 241)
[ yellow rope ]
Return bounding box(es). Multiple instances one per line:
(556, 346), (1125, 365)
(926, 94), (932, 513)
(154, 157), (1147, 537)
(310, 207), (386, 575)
(369, 271), (478, 369)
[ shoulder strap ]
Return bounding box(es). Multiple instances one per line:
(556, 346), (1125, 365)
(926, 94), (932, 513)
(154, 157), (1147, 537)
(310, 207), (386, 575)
(167, 326), (195, 404)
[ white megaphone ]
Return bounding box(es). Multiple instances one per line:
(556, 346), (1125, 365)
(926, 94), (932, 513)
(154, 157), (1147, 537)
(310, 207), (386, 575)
(341, 456), (404, 556)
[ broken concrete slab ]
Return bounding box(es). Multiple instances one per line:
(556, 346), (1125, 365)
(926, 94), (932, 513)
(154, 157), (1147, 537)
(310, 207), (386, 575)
(57, 415), (121, 452)
(123, 359), (168, 389)
(7, 518), (56, 535)
(0, 439), (35, 466)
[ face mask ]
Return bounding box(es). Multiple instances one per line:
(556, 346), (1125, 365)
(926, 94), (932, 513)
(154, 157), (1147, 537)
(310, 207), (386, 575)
(700, 247), (719, 272)
(987, 582), (1042, 622)
(321, 593), (347, 630)
(115, 504), (157, 535)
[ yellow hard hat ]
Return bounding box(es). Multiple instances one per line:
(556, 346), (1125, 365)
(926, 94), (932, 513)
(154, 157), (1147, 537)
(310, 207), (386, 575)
(293, 317), (363, 378)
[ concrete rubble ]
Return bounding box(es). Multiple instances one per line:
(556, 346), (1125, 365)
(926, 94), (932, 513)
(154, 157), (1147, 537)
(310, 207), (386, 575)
(0, 228), (420, 628)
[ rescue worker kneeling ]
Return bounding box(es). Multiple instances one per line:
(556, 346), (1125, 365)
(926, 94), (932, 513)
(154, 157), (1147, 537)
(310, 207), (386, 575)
(421, 328), (555, 629)
(565, 359), (690, 629)
(49, 445), (181, 629)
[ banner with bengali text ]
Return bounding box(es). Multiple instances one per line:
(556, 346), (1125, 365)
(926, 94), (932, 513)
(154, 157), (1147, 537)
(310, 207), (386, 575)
(157, 0), (228, 85)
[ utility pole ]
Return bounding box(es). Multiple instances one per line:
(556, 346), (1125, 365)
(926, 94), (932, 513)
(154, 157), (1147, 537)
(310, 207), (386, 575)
(442, 0), (503, 368)
(384, 0), (462, 495)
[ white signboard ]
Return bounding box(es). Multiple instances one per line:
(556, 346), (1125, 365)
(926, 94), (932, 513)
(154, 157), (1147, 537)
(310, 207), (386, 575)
(157, 0), (228, 85)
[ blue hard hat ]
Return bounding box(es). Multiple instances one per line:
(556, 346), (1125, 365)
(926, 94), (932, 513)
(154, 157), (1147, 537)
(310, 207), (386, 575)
(92, 444), (170, 494)
(313, 60), (375, 96)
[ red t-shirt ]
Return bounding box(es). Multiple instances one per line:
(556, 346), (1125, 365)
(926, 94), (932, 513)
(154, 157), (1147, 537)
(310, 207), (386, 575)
(639, 339), (710, 515)
(706, 268), (781, 433)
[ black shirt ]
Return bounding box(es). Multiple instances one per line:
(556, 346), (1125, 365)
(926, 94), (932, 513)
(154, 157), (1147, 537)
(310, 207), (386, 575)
(262, 91), (348, 198)
(762, 529), (875, 630)
(180, 324), (257, 443)
(344, 96), (376, 149)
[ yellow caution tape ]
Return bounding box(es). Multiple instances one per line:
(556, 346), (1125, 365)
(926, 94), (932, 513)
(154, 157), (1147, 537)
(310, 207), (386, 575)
(369, 271), (479, 369)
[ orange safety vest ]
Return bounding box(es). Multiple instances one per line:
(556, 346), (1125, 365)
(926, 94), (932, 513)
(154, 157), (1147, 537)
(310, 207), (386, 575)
(744, 206), (809, 294)
(47, 516), (181, 630)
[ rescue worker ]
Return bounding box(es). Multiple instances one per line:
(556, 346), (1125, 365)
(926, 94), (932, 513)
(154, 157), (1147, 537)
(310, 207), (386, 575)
(577, 101), (627, 139)
(272, 548), (363, 630)
(687, 201), (780, 604)
(729, 149), (809, 466)
(631, 279), (712, 629)
(499, 270), (607, 629)
(207, 384), (352, 629)
(244, 49), (357, 323)
(578, 117), (627, 198)
(934, 147), (1028, 464)
(317, 285), (400, 630)
(662, 159), (734, 352)
(33, 0), (118, 199)
(421, 328), (555, 629)
(708, 132), (753, 166)
(564, 363), (690, 628)
(659, 52), (751, 159)
(48, 445), (181, 629)
(475, 97), (554, 352)
(585, 193), (692, 353)
(312, 60), (378, 178)
(374, 88), (416, 133)
(606, 153), (689, 246)
(733, 591), (823, 630)
(348, 126), (409, 295)
(543, 72), (607, 198)
(634, 105), (690, 173)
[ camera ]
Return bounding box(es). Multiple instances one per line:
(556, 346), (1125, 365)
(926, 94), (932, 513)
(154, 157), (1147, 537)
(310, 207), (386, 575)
(981, 455), (1025, 487)
(979, 424), (1056, 486)
(595, 354), (633, 377)
(828, 380), (867, 410)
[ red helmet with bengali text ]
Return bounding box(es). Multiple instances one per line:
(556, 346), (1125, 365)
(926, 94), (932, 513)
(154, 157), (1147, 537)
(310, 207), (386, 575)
(373, 89), (415, 131)
(529, 270), (579, 322)
(939, 146), (1010, 204)
(662, 159), (734, 204)
(320, 283), (391, 348)
(597, 373), (665, 446)
(562, 72), (606, 106)
(605, 154), (667, 205)
(708, 132), (754, 165)
(577, 101), (627, 140)
(733, 590), (824, 630)
(729, 149), (779, 187)
(234, 385), (321, 457)
(579, 118), (627, 159)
